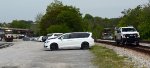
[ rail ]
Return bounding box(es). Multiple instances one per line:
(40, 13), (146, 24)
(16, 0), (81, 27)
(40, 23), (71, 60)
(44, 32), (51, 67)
(95, 39), (150, 56)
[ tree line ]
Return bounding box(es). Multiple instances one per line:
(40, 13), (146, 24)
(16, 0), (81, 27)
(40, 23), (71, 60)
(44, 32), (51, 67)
(1, 0), (150, 40)
(118, 2), (150, 40)
(37, 0), (119, 39)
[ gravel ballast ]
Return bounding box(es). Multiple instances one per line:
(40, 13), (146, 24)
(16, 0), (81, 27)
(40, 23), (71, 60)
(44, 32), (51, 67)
(96, 43), (150, 68)
(0, 40), (95, 68)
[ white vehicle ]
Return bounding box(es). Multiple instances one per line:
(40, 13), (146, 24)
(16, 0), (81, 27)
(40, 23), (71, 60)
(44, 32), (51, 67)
(47, 33), (63, 39)
(114, 26), (140, 45)
(102, 33), (113, 40)
(37, 36), (43, 42)
(44, 32), (95, 50)
(4, 29), (13, 42)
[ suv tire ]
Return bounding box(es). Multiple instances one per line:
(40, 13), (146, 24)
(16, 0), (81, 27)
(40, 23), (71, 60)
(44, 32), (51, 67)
(120, 37), (125, 45)
(116, 40), (120, 45)
(50, 43), (58, 51)
(81, 42), (89, 50)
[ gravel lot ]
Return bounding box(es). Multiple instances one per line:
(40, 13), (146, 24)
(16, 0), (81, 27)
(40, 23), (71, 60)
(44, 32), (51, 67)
(96, 43), (150, 68)
(0, 40), (95, 68)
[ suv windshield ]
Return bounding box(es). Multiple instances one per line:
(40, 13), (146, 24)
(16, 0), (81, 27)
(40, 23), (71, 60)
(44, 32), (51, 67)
(47, 34), (52, 36)
(54, 34), (62, 36)
(122, 28), (136, 32)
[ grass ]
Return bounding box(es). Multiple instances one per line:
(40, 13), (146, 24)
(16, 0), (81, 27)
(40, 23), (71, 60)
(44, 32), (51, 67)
(90, 45), (135, 68)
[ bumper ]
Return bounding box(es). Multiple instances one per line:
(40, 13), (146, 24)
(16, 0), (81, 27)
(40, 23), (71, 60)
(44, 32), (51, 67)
(122, 38), (139, 43)
(44, 43), (50, 49)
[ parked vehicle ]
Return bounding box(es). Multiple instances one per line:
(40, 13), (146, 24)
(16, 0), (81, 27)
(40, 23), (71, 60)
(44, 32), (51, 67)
(114, 26), (140, 45)
(22, 36), (30, 41)
(4, 29), (13, 42)
(0, 29), (4, 41)
(33, 37), (39, 41)
(42, 36), (48, 42)
(37, 36), (43, 42)
(102, 33), (113, 40)
(41, 33), (63, 42)
(47, 33), (63, 39)
(44, 32), (95, 50)
(102, 28), (113, 40)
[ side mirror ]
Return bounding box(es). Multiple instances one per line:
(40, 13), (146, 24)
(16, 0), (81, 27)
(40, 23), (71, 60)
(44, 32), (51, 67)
(58, 36), (63, 40)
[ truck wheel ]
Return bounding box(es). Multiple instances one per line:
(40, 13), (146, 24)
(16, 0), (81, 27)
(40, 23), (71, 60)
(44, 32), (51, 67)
(116, 40), (120, 45)
(121, 37), (125, 45)
(115, 36), (119, 45)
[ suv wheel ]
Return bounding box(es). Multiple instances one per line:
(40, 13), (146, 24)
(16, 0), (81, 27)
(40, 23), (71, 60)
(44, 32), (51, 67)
(116, 40), (120, 45)
(121, 37), (125, 45)
(50, 43), (58, 51)
(81, 42), (89, 50)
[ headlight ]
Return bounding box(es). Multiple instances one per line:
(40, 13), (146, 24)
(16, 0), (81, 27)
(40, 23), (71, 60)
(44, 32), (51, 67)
(134, 33), (140, 38)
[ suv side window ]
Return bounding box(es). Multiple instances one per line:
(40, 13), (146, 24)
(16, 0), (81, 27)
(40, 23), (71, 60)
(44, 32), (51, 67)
(70, 33), (77, 38)
(70, 33), (90, 38)
(80, 33), (90, 38)
(63, 34), (70, 39)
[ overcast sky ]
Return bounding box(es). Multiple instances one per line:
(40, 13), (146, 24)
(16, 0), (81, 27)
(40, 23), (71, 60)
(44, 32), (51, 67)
(0, 0), (149, 23)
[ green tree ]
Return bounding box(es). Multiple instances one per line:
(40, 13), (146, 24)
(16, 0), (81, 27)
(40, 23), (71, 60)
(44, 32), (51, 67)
(82, 14), (94, 31)
(10, 20), (33, 29)
(33, 13), (44, 36)
(47, 24), (71, 33)
(82, 14), (104, 39)
(56, 10), (82, 32)
(118, 5), (142, 28)
(138, 3), (150, 39)
(39, 0), (82, 35)
(118, 2), (150, 40)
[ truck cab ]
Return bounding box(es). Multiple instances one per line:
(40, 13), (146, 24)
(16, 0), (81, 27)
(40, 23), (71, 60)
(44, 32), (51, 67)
(114, 26), (140, 45)
(4, 29), (13, 42)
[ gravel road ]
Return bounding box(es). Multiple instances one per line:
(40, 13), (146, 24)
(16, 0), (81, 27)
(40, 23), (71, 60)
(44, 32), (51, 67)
(0, 40), (95, 68)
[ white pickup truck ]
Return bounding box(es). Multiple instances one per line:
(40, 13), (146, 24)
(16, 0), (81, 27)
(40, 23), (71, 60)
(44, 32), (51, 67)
(114, 26), (140, 45)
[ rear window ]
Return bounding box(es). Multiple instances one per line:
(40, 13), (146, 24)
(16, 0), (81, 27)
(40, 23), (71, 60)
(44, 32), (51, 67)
(70, 33), (90, 38)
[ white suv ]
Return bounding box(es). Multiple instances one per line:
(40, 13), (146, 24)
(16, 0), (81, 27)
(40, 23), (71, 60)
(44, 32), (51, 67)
(44, 32), (95, 50)
(115, 26), (140, 45)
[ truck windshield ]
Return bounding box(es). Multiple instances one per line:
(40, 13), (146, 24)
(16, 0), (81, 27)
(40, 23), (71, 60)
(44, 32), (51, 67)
(122, 28), (136, 32)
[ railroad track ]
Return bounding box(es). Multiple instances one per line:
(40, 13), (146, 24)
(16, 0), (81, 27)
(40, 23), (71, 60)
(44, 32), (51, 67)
(0, 43), (14, 49)
(141, 40), (150, 44)
(95, 39), (150, 56)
